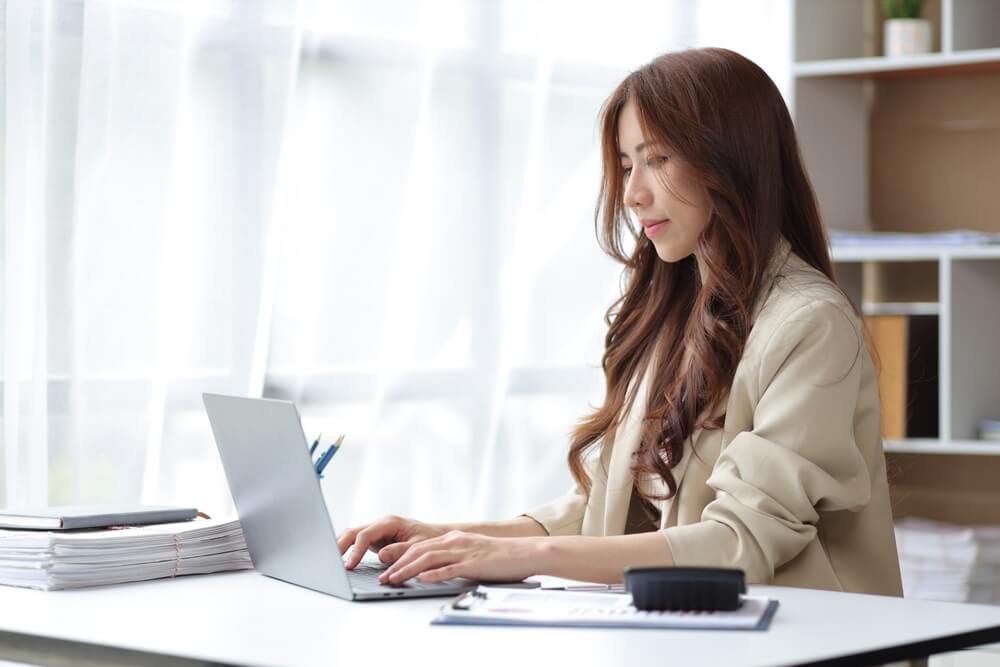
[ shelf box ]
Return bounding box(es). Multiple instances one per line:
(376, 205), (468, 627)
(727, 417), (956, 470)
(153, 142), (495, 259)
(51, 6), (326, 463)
(832, 258), (939, 314)
(794, 0), (945, 64)
(794, 0), (868, 62)
(948, 260), (1000, 440)
(953, 0), (1000, 51)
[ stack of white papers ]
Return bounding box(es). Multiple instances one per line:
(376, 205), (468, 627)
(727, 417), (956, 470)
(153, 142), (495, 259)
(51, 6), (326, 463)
(895, 518), (1000, 604)
(0, 517), (252, 591)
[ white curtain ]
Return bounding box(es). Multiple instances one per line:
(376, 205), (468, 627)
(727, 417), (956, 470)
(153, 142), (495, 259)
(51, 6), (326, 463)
(1, 0), (789, 529)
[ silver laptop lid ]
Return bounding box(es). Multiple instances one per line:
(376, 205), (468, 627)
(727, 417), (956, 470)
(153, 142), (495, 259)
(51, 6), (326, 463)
(202, 393), (353, 599)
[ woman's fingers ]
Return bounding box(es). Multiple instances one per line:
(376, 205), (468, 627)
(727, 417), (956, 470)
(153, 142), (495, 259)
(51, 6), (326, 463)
(373, 532), (519, 585)
(336, 525), (366, 555)
(380, 536), (440, 582)
(418, 563), (462, 583)
(381, 549), (457, 585)
(345, 522), (399, 569)
(377, 539), (416, 564)
(343, 528), (373, 569)
(380, 531), (468, 582)
(378, 542), (420, 581)
(339, 516), (449, 567)
(339, 516), (411, 567)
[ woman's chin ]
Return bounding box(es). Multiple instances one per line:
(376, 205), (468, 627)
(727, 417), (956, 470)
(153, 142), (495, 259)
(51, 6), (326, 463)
(652, 243), (695, 264)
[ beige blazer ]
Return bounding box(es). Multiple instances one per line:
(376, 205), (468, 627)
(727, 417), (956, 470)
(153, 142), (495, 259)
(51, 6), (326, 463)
(525, 239), (903, 596)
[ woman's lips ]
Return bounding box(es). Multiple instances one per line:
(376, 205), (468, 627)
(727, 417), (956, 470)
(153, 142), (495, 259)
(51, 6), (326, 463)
(643, 219), (669, 237)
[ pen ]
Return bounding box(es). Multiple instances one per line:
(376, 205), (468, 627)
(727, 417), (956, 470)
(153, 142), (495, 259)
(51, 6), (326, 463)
(560, 584), (625, 592)
(309, 432), (322, 456)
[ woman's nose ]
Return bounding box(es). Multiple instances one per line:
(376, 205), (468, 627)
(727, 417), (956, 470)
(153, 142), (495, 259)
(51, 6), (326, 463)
(625, 173), (650, 210)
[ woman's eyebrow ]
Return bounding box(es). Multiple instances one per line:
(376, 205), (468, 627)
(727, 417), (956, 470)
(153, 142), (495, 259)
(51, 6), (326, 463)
(618, 142), (653, 159)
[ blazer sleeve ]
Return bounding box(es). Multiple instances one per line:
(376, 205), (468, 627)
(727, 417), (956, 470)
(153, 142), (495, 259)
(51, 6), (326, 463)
(661, 300), (874, 584)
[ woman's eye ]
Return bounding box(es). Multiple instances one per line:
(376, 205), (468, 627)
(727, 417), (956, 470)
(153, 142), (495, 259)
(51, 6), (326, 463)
(647, 156), (668, 167)
(621, 166), (632, 178)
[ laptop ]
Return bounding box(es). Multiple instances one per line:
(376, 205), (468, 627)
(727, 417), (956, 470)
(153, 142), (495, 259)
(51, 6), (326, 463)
(202, 393), (477, 600)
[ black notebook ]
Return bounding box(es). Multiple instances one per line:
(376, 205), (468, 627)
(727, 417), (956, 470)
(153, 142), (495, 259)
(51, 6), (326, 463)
(0, 505), (199, 530)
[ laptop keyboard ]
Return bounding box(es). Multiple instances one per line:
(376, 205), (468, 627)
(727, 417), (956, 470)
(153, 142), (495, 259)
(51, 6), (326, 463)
(346, 562), (389, 585)
(346, 561), (448, 591)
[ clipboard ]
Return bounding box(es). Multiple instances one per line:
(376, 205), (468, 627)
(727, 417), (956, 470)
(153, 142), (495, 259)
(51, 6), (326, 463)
(431, 585), (779, 630)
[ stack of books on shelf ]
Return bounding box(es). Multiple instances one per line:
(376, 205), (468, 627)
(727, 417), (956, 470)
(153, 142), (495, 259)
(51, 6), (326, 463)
(895, 517), (1000, 604)
(865, 313), (938, 440)
(980, 420), (1000, 441)
(0, 517), (252, 591)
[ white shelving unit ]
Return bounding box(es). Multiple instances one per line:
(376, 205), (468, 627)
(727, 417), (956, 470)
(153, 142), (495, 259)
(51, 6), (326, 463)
(793, 47), (1000, 78)
(791, 0), (1000, 460)
(833, 246), (1000, 454)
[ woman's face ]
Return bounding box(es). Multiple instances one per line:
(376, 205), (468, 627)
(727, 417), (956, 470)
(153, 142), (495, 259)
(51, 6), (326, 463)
(617, 99), (710, 267)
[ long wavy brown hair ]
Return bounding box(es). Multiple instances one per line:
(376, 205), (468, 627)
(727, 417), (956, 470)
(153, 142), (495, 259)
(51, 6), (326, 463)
(569, 47), (840, 501)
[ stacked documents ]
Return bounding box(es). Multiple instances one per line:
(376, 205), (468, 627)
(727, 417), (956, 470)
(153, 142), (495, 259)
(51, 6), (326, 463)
(895, 517), (1000, 604)
(0, 517), (252, 591)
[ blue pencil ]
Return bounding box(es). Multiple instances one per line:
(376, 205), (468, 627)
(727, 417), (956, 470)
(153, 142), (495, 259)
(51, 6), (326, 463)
(309, 432), (322, 456)
(314, 445), (335, 475)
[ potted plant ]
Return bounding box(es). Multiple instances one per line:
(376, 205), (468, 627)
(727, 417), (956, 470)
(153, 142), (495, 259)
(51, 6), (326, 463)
(882, 0), (931, 57)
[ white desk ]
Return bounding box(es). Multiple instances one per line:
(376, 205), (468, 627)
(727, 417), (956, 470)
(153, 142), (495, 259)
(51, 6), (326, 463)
(2, 572), (1000, 667)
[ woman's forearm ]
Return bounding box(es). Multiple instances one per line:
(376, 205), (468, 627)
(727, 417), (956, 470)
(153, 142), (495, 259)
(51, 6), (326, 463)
(438, 522), (676, 583)
(533, 532), (675, 584)
(441, 516), (548, 538)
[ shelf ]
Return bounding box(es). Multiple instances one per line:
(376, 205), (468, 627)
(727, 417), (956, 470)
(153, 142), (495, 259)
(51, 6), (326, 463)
(884, 439), (1000, 455)
(831, 244), (1000, 262)
(861, 301), (939, 316)
(794, 48), (1000, 79)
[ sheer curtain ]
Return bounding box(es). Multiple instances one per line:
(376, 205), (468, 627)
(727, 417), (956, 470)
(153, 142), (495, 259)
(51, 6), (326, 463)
(1, 0), (789, 528)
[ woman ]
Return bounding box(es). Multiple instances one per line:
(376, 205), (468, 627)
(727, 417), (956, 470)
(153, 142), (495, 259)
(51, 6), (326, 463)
(337, 47), (902, 596)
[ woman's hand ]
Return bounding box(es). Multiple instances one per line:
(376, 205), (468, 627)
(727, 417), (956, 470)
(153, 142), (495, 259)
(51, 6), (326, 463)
(337, 515), (448, 570)
(378, 531), (544, 585)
